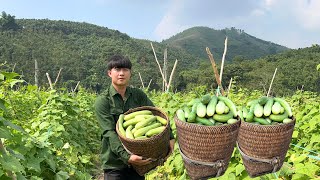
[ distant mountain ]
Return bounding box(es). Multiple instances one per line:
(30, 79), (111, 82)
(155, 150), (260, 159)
(162, 26), (289, 61)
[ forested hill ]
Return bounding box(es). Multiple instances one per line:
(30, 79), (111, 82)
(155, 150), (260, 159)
(162, 26), (289, 61)
(0, 14), (319, 95)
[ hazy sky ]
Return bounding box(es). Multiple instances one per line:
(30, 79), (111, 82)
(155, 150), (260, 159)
(1, 0), (319, 49)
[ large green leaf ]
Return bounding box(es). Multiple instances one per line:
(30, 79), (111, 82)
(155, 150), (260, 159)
(0, 154), (25, 173)
(3, 120), (26, 133)
(55, 171), (69, 180)
(1, 72), (20, 80)
(26, 157), (45, 173)
(0, 99), (6, 112)
(0, 126), (12, 139)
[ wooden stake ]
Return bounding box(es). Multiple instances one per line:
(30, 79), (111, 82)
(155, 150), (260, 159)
(163, 48), (168, 91)
(147, 79), (153, 90)
(220, 37), (228, 81)
(138, 72), (145, 89)
(72, 81), (80, 93)
(166, 59), (178, 92)
(12, 63), (16, 72)
(46, 73), (53, 90)
(150, 42), (167, 90)
(227, 77), (233, 96)
(267, 68), (277, 97)
(206, 47), (225, 96)
(54, 68), (63, 84)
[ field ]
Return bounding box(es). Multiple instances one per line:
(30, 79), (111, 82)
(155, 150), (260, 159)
(0, 72), (319, 179)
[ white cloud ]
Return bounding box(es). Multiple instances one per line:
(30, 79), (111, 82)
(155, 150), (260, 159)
(293, 0), (320, 30)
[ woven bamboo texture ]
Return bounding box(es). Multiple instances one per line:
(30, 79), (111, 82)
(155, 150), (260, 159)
(175, 115), (240, 180)
(237, 118), (295, 177)
(116, 106), (170, 176)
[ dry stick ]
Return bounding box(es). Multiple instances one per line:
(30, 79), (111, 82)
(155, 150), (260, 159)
(150, 42), (167, 90)
(147, 79), (153, 90)
(12, 63), (16, 72)
(166, 59), (178, 92)
(54, 68), (63, 84)
(206, 47), (225, 96)
(46, 73), (53, 90)
(163, 48), (168, 91)
(220, 36), (228, 81)
(227, 77), (233, 96)
(267, 68), (278, 97)
(138, 72), (145, 89)
(73, 81), (80, 93)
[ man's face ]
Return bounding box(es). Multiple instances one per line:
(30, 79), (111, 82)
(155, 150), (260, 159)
(108, 67), (131, 87)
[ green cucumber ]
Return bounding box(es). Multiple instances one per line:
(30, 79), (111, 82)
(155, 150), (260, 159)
(123, 117), (143, 128)
(245, 103), (256, 122)
(156, 116), (167, 125)
(215, 100), (226, 115)
(134, 122), (162, 137)
(271, 102), (282, 115)
(187, 98), (201, 107)
(124, 110), (153, 121)
(117, 114), (126, 136)
(135, 116), (157, 129)
(176, 109), (186, 122)
(247, 99), (259, 107)
(254, 103), (264, 118)
(258, 96), (269, 105)
(227, 118), (238, 124)
(201, 94), (212, 105)
(125, 125), (134, 139)
(135, 136), (147, 140)
(253, 117), (271, 125)
(274, 97), (293, 117)
(206, 96), (218, 116)
(195, 117), (214, 126)
(213, 111), (233, 123)
(183, 106), (191, 118)
(283, 118), (293, 124)
(263, 97), (274, 116)
(196, 102), (207, 118)
(145, 126), (166, 137)
(269, 111), (289, 122)
(187, 111), (197, 123)
(218, 96), (237, 117)
(191, 102), (199, 112)
(242, 106), (248, 118)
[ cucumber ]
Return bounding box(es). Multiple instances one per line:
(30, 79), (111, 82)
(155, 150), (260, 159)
(208, 117), (215, 125)
(183, 106), (191, 118)
(195, 117), (214, 126)
(280, 106), (285, 114)
(196, 102), (207, 118)
(258, 96), (269, 105)
(242, 106), (248, 118)
(145, 126), (166, 137)
(123, 117), (143, 128)
(176, 109), (186, 122)
(191, 102), (199, 112)
(213, 111), (233, 123)
(218, 96), (237, 117)
(135, 136), (147, 140)
(187, 98), (201, 107)
(156, 116), (167, 125)
(201, 94), (212, 105)
(224, 106), (230, 114)
(271, 102), (282, 115)
(206, 96), (218, 116)
(227, 118), (238, 124)
(187, 111), (197, 123)
(263, 97), (274, 116)
(215, 100), (226, 115)
(254, 103), (264, 118)
(274, 97), (293, 117)
(134, 122), (162, 137)
(135, 116), (157, 129)
(253, 117), (271, 125)
(135, 114), (153, 120)
(245, 103), (256, 122)
(283, 118), (293, 124)
(117, 114), (126, 136)
(269, 111), (288, 122)
(247, 99), (259, 107)
(125, 125), (134, 139)
(124, 110), (153, 121)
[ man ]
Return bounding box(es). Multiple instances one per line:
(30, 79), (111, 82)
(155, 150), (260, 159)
(95, 55), (174, 180)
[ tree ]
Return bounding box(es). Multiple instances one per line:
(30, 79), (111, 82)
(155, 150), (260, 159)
(0, 11), (20, 31)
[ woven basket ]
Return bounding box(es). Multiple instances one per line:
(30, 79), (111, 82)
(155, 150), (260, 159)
(237, 118), (295, 178)
(174, 116), (240, 180)
(115, 106), (170, 176)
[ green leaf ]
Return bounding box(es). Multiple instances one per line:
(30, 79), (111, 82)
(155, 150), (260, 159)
(10, 79), (25, 88)
(0, 99), (7, 112)
(55, 171), (69, 180)
(16, 172), (27, 180)
(0, 168), (3, 177)
(1, 72), (20, 80)
(3, 120), (26, 133)
(39, 122), (50, 130)
(0, 73), (4, 81)
(0, 126), (12, 139)
(317, 64), (320, 71)
(46, 157), (56, 172)
(235, 163), (245, 176)
(295, 162), (318, 177)
(292, 131), (299, 138)
(0, 154), (25, 173)
(26, 157), (45, 173)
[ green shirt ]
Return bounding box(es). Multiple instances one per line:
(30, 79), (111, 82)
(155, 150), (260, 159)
(94, 85), (154, 170)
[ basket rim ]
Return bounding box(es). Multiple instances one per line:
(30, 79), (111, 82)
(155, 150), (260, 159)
(240, 116), (296, 127)
(174, 114), (241, 128)
(116, 106), (170, 142)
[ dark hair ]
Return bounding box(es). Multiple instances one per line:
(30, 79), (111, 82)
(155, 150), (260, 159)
(107, 55), (132, 70)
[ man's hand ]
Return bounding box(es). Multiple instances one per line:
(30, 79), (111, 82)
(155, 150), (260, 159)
(128, 154), (152, 166)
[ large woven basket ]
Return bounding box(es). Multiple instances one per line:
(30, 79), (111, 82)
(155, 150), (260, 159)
(237, 118), (295, 178)
(116, 106), (170, 176)
(174, 116), (240, 180)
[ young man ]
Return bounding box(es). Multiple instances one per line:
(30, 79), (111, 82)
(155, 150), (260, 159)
(95, 55), (174, 180)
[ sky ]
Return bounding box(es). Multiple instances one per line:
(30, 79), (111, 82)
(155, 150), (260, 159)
(1, 0), (320, 49)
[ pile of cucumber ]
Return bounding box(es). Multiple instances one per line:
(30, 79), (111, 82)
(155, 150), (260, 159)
(239, 96), (293, 125)
(117, 110), (167, 140)
(176, 94), (238, 126)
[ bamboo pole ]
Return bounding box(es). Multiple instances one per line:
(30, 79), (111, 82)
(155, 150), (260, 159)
(163, 48), (168, 91)
(220, 37), (228, 81)
(54, 68), (63, 84)
(72, 81), (80, 93)
(166, 59), (178, 92)
(46, 73), (53, 90)
(147, 79), (153, 90)
(206, 47), (225, 96)
(267, 68), (277, 97)
(138, 72), (145, 89)
(150, 42), (167, 90)
(227, 77), (233, 96)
